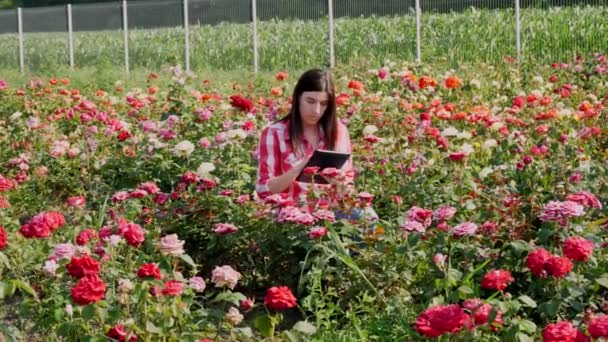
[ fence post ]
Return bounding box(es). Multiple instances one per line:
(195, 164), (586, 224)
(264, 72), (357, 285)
(251, 0), (258, 73)
(67, 4), (74, 69)
(17, 7), (24, 73)
(183, 0), (190, 72)
(515, 0), (521, 63)
(415, 0), (421, 63)
(122, 0), (129, 74)
(328, 0), (335, 68)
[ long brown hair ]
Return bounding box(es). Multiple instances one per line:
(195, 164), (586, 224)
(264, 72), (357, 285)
(279, 69), (338, 154)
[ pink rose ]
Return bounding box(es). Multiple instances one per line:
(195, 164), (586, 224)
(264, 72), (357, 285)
(211, 265), (241, 289)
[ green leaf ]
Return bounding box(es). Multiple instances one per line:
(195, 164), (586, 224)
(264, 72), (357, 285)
(457, 285), (474, 297)
(516, 332), (534, 342)
(284, 330), (300, 342)
(518, 295), (537, 308)
(212, 291), (246, 305)
(234, 327), (253, 338)
(81, 304), (96, 320)
(0, 281), (16, 299)
(292, 321), (317, 335)
(146, 321), (162, 334)
(178, 254), (197, 270)
(253, 315), (274, 338)
(538, 299), (560, 317)
(57, 322), (74, 336)
(518, 319), (537, 333)
(0, 251), (10, 269)
(447, 268), (463, 286)
(509, 240), (530, 257)
(596, 277), (608, 289)
(11, 279), (38, 301)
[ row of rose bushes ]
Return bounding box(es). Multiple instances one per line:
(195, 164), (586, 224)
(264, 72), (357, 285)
(1, 54), (608, 340)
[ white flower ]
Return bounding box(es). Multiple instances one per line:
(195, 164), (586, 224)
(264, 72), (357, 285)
(196, 162), (216, 177)
(470, 79), (481, 88)
(461, 143), (474, 155)
(489, 122), (504, 131)
(107, 235), (123, 246)
(362, 125), (378, 136)
(226, 128), (247, 140)
(43, 260), (59, 276)
(479, 167), (494, 179)
(118, 279), (134, 293)
(10, 112), (22, 120)
(456, 131), (472, 139)
(532, 76), (544, 84)
(225, 307), (244, 326)
(441, 127), (459, 137)
(173, 140), (195, 157)
(64, 304), (73, 316)
(482, 139), (497, 150)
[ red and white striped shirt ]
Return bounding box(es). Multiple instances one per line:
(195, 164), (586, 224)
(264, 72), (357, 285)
(255, 119), (354, 205)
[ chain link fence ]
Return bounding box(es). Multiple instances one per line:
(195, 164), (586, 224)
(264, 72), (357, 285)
(0, 0), (607, 72)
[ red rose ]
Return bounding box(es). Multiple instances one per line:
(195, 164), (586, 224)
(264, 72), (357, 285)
(66, 195), (86, 207)
(588, 314), (608, 338)
(303, 166), (320, 175)
(480, 269), (514, 291)
(161, 280), (183, 296)
(448, 152), (466, 161)
(275, 71), (288, 81)
(71, 275), (106, 305)
(118, 220), (145, 246)
(107, 324), (137, 342)
(76, 229), (98, 246)
(512, 96), (525, 108)
(240, 298), (254, 311)
(563, 236), (594, 262)
(66, 255), (101, 278)
(43, 211), (66, 231)
(415, 304), (467, 337)
(542, 321), (578, 342)
(137, 263), (161, 279)
(0, 226), (7, 250)
(264, 286), (297, 310)
(229, 95), (254, 112)
(242, 120), (255, 131)
(20, 222), (51, 239)
(526, 248), (553, 277)
(117, 130), (132, 141)
(472, 304), (503, 331)
(20, 211), (66, 239)
(0, 175), (13, 192)
(546, 256), (573, 278)
(0, 196), (10, 208)
(198, 178), (217, 191)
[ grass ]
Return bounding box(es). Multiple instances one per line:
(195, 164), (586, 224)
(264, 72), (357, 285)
(0, 6), (606, 75)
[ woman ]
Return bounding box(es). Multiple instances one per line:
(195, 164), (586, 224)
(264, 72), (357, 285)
(255, 69), (355, 208)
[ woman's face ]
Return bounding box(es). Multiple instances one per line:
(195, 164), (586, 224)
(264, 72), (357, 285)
(299, 91), (329, 128)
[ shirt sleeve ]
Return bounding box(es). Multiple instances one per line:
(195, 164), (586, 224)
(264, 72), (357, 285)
(255, 126), (281, 198)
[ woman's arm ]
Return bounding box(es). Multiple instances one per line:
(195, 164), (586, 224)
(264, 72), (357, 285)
(267, 158), (308, 194)
(256, 126), (310, 196)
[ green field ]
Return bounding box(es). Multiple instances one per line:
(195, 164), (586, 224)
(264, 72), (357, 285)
(0, 5), (607, 73)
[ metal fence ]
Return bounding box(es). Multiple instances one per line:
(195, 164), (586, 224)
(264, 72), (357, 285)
(0, 0), (607, 73)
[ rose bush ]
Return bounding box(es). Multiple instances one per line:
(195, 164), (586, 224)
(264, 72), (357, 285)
(0, 53), (607, 340)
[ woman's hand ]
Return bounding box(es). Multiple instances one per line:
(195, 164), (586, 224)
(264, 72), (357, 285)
(267, 153), (312, 194)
